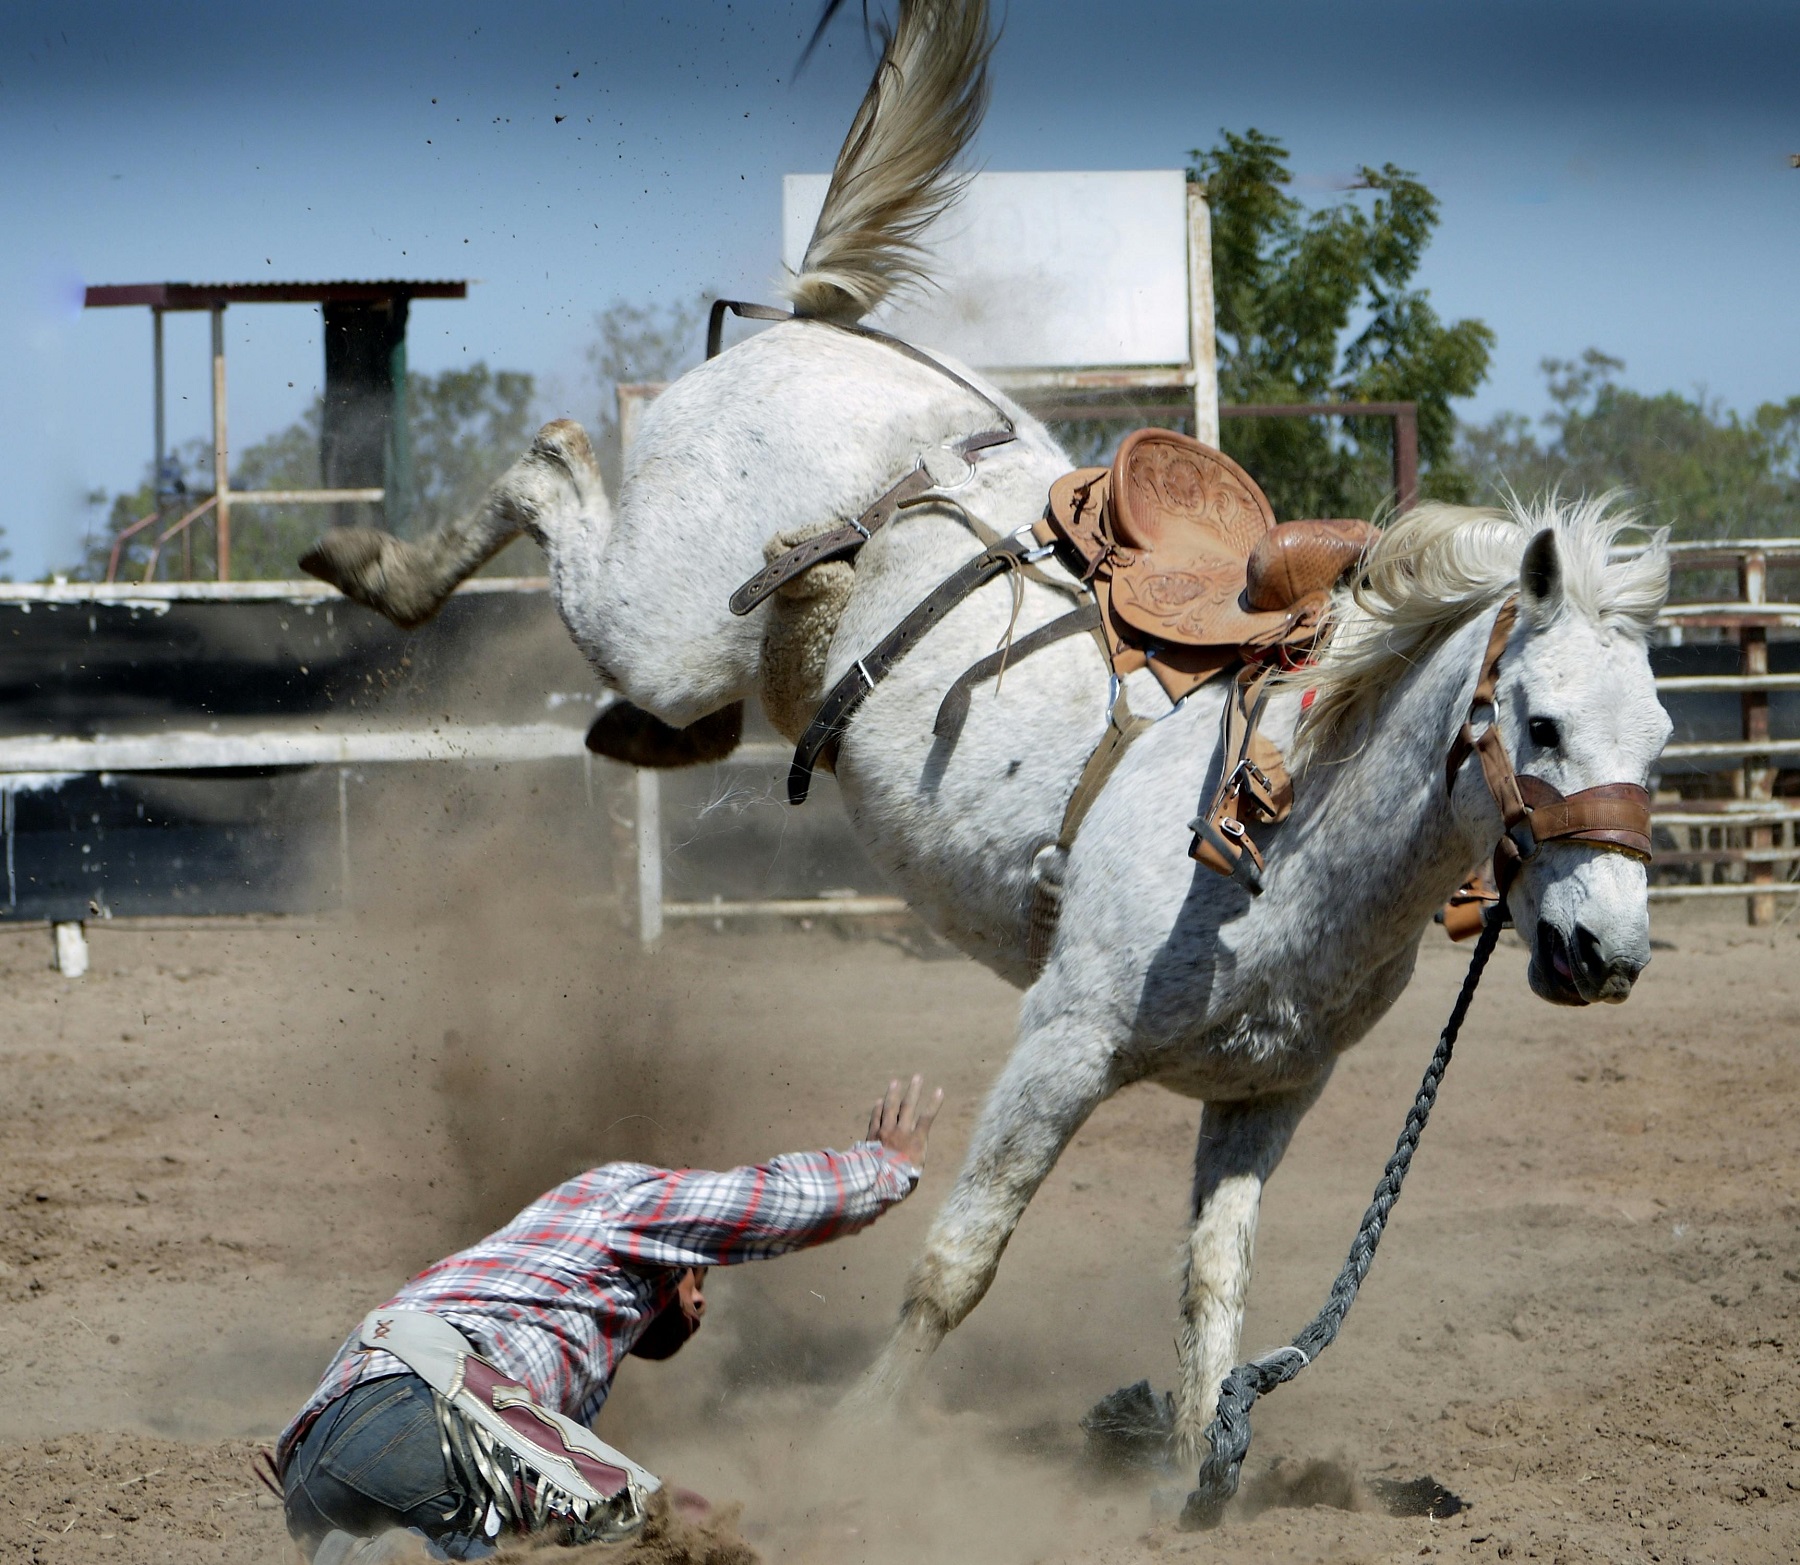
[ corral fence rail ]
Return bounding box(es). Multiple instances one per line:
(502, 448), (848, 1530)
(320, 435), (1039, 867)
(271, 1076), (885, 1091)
(635, 533), (1800, 938)
(0, 541), (1789, 971)
(1640, 538), (1800, 925)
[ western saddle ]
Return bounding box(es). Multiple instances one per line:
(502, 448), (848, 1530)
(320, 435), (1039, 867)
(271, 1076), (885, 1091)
(765, 425), (1377, 953)
(1043, 429), (1375, 704)
(1029, 430), (1375, 907)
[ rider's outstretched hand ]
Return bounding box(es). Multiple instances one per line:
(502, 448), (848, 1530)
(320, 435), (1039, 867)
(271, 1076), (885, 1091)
(865, 1074), (943, 1170)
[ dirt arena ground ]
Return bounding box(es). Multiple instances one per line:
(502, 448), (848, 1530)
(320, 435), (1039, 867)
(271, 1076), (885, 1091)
(1, 796), (1796, 1563)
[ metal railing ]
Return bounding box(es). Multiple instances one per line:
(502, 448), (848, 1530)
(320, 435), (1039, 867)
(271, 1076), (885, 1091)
(9, 545), (1791, 946)
(633, 536), (1800, 938)
(1647, 539), (1800, 923)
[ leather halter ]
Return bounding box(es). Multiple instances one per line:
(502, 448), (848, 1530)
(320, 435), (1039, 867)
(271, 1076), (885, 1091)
(1447, 596), (1653, 900)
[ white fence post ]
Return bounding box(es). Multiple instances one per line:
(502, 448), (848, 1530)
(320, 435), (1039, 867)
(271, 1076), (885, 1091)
(337, 767), (352, 911)
(635, 769), (663, 945)
(615, 382), (669, 947)
(52, 921), (88, 978)
(1187, 182), (1219, 447)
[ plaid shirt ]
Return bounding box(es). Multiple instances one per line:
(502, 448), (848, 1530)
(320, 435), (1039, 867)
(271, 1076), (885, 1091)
(279, 1142), (917, 1464)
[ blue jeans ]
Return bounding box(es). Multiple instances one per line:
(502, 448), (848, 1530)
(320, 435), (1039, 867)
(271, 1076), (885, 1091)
(284, 1375), (494, 1560)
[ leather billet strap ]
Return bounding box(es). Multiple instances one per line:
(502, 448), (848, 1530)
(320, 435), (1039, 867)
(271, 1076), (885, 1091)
(933, 602), (1102, 746)
(1445, 595), (1653, 903)
(1022, 680), (1156, 965)
(789, 533), (1053, 804)
(1188, 665), (1282, 896)
(730, 428), (1016, 616)
(1053, 688), (1154, 858)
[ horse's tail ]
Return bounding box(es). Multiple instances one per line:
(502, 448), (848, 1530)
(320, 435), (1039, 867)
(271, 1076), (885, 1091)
(785, 0), (995, 324)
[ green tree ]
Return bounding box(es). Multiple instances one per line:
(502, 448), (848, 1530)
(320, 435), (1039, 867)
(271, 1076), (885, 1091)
(1460, 349), (1800, 542)
(405, 364), (540, 537)
(78, 363), (542, 581)
(1191, 128), (1495, 518)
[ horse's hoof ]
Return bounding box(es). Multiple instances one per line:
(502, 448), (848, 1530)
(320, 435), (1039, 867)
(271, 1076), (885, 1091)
(1080, 1380), (1175, 1474)
(299, 527), (387, 594)
(585, 700), (744, 768)
(532, 418), (601, 482)
(299, 529), (442, 629)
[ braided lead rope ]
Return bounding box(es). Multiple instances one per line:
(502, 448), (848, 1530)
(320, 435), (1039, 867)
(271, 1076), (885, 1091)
(1180, 910), (1504, 1530)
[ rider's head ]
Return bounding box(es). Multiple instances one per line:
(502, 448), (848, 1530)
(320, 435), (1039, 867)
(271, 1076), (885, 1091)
(628, 1267), (707, 1361)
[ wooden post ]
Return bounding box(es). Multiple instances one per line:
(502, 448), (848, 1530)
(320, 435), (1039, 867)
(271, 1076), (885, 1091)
(1740, 549), (1773, 925)
(1186, 183), (1220, 447)
(635, 768), (663, 945)
(210, 306), (230, 581)
(618, 383), (653, 456)
(52, 921), (88, 978)
(152, 308), (166, 493)
(154, 308), (188, 575)
(1392, 404), (1420, 513)
(338, 767), (353, 911)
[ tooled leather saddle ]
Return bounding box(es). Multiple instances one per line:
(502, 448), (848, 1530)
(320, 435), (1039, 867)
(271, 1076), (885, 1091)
(1029, 429), (1378, 902)
(778, 425), (1381, 922)
(1042, 428), (1377, 703)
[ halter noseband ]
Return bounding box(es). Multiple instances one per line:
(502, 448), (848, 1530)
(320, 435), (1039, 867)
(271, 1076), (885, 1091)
(1446, 596), (1653, 900)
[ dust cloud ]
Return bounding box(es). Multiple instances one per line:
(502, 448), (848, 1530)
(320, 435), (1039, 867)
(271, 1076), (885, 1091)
(294, 605), (722, 1231)
(280, 634), (1146, 1565)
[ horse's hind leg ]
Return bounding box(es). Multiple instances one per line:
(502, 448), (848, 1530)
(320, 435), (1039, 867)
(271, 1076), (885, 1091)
(300, 419), (603, 629)
(304, 418), (747, 765)
(847, 1006), (1125, 1410)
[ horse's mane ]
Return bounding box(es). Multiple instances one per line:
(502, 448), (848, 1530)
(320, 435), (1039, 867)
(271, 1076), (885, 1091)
(1291, 493), (1670, 767)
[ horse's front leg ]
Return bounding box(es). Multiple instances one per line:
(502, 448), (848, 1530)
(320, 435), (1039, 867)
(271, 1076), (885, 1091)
(847, 1007), (1126, 1410)
(1172, 1077), (1329, 1462)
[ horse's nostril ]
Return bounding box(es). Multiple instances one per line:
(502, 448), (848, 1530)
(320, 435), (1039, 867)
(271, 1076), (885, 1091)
(1573, 923), (1605, 985)
(1573, 922), (1640, 989)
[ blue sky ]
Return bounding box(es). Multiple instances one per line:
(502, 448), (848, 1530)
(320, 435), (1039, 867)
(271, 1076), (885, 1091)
(2, 0), (1795, 579)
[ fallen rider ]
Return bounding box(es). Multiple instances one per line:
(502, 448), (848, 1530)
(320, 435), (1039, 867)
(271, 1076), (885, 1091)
(276, 1075), (943, 1562)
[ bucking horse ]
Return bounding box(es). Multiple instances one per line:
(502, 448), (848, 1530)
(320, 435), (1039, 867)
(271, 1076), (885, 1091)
(301, 0), (1671, 1506)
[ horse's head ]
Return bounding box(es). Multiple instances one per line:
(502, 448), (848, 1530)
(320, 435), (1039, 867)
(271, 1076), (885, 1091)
(1488, 526), (1671, 1006)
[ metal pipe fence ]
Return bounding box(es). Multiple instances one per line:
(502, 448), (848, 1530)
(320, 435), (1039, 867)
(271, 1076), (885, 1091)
(1648, 539), (1800, 923)
(634, 536), (1800, 937)
(2, 534), (1790, 968)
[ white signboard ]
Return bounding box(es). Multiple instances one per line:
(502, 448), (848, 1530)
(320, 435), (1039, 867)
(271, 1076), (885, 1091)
(781, 169), (1192, 371)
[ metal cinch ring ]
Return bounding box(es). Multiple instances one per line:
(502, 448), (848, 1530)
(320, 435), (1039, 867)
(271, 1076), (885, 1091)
(920, 444), (977, 491)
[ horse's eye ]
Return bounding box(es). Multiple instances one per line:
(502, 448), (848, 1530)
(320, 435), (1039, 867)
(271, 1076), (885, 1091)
(1528, 716), (1561, 749)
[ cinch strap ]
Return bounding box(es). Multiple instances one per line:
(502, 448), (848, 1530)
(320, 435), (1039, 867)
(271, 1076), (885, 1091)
(789, 535), (1045, 804)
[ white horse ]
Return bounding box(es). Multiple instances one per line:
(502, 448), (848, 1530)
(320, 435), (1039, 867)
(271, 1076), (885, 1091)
(304, 0), (1671, 1466)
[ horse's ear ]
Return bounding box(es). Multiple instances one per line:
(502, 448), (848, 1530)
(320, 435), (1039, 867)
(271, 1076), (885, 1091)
(1520, 527), (1562, 616)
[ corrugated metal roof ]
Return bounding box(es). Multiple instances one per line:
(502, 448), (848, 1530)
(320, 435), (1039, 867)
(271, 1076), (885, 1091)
(84, 280), (469, 309)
